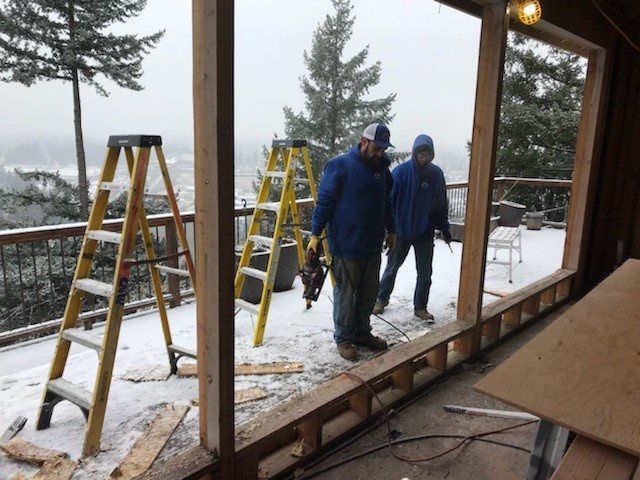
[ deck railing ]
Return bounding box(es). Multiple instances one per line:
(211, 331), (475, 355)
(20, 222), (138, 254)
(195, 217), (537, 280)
(0, 176), (571, 344)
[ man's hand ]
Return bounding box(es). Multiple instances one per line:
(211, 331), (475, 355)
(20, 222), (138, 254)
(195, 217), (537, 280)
(442, 229), (452, 245)
(307, 235), (320, 253)
(385, 233), (396, 251)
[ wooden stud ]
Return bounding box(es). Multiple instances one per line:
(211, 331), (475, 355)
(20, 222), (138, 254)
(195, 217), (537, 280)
(503, 304), (522, 327)
(165, 221), (181, 307)
(482, 315), (501, 340)
(425, 344), (448, 372)
(234, 448), (259, 480)
(453, 331), (475, 357)
(297, 416), (322, 450)
(563, 48), (608, 294)
(522, 293), (541, 316)
(541, 285), (557, 306)
(391, 364), (414, 393)
(557, 277), (572, 298)
(348, 390), (371, 418)
(456, 1), (509, 353)
(193, 0), (235, 476)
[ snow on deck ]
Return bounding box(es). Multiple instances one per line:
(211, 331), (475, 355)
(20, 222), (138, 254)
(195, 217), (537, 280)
(0, 226), (565, 478)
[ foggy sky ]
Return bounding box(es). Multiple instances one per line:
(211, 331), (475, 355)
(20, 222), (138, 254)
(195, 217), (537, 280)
(1, 0), (481, 153)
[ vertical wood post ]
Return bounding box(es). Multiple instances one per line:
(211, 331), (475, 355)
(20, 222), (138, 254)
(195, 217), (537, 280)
(457, 1), (509, 352)
(563, 48), (607, 294)
(193, 0), (235, 477)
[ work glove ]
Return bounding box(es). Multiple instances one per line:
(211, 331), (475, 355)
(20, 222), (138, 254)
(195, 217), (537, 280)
(307, 235), (320, 253)
(442, 229), (452, 245)
(385, 233), (396, 251)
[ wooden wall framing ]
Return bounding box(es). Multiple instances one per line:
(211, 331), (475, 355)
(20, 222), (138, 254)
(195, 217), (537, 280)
(158, 1), (617, 479)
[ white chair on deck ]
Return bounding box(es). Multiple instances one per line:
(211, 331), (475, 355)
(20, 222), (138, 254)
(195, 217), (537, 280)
(487, 226), (522, 283)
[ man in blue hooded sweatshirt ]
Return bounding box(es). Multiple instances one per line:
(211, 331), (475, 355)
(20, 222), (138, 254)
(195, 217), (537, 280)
(373, 134), (451, 322)
(308, 123), (396, 360)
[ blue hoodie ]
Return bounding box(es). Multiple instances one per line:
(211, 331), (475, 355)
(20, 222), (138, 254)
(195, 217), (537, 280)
(311, 145), (395, 259)
(391, 134), (450, 242)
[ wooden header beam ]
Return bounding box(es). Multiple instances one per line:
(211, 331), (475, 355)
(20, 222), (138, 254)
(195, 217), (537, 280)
(457, 1), (509, 351)
(192, 0), (235, 478)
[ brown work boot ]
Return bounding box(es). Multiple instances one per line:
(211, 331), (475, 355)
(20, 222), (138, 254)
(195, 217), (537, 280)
(337, 342), (357, 360)
(353, 333), (388, 351)
(372, 299), (387, 315)
(414, 309), (435, 323)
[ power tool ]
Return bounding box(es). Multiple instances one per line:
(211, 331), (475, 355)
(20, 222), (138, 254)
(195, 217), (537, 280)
(299, 247), (329, 309)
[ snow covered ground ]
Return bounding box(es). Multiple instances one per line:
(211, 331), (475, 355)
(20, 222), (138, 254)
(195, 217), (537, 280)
(0, 226), (565, 478)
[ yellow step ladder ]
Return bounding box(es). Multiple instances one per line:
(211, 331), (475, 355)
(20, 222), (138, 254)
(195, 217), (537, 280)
(234, 139), (330, 346)
(36, 135), (195, 456)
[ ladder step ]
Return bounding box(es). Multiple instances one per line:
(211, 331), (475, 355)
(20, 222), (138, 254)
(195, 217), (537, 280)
(99, 182), (167, 198)
(75, 278), (113, 298)
(168, 344), (197, 359)
(235, 298), (260, 315)
(47, 378), (92, 411)
(155, 265), (191, 277)
(86, 229), (122, 244)
(300, 230), (312, 237)
(61, 327), (102, 352)
(240, 266), (268, 281)
(256, 202), (280, 212)
(247, 235), (273, 247)
(265, 171), (286, 178)
(295, 178), (310, 185)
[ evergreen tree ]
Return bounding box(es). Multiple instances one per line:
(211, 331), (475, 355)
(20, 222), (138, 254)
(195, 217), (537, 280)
(282, 0), (396, 179)
(0, 1), (164, 219)
(496, 32), (586, 215)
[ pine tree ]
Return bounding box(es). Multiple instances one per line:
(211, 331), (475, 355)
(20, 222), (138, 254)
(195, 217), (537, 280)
(0, 1), (164, 219)
(283, 0), (396, 179)
(496, 32), (586, 216)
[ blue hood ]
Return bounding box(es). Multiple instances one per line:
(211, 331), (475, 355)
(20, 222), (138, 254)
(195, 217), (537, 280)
(412, 134), (435, 159)
(390, 134), (450, 241)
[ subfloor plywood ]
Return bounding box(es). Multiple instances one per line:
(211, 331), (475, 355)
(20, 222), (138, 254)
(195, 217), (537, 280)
(476, 259), (640, 456)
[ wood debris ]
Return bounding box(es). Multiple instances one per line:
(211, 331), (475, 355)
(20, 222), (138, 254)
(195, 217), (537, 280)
(192, 387), (269, 406)
(0, 438), (67, 465)
(120, 365), (170, 382)
(290, 439), (307, 458)
(108, 404), (189, 480)
(10, 474), (27, 480)
(483, 287), (508, 298)
(32, 457), (77, 480)
(178, 362), (304, 378)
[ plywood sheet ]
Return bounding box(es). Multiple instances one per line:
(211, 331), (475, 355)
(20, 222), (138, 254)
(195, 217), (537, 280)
(551, 436), (637, 480)
(108, 404), (188, 479)
(476, 259), (640, 456)
(120, 365), (169, 382)
(191, 387), (268, 406)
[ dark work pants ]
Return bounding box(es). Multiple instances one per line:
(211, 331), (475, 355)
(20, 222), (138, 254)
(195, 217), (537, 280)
(377, 237), (434, 310)
(331, 254), (381, 344)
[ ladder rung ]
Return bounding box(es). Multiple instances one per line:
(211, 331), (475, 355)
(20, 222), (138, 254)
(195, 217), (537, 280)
(86, 229), (122, 244)
(240, 266), (268, 281)
(265, 171), (286, 178)
(99, 182), (167, 198)
(235, 298), (260, 315)
(300, 230), (312, 237)
(47, 378), (92, 411)
(99, 181), (127, 192)
(298, 197), (314, 203)
(256, 202), (280, 212)
(294, 178), (310, 185)
(155, 265), (191, 277)
(247, 235), (273, 247)
(61, 327), (102, 352)
(75, 278), (113, 298)
(168, 344), (196, 359)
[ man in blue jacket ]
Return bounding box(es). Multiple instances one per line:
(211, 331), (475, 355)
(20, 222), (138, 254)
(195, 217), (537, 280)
(307, 123), (396, 360)
(373, 134), (451, 322)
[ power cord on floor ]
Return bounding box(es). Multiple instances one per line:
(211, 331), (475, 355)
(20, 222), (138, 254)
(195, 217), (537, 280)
(293, 371), (535, 479)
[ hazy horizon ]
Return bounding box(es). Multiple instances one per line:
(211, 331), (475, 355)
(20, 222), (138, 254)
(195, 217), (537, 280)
(1, 0), (481, 162)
